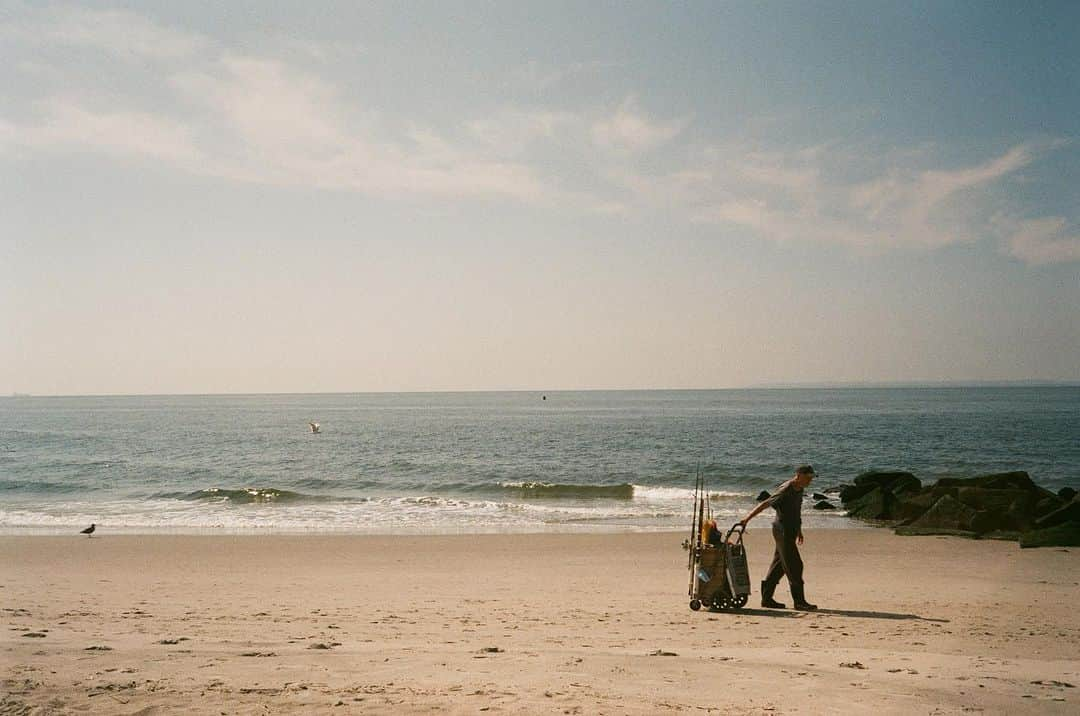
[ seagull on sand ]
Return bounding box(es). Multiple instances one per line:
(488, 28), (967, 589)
(80, 523), (96, 537)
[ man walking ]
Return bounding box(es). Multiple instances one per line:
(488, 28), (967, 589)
(739, 465), (818, 611)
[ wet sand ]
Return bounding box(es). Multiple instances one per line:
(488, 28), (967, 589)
(2, 530), (1078, 714)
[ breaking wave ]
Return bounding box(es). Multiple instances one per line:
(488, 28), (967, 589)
(160, 487), (353, 505)
(496, 482), (636, 499)
(491, 483), (753, 501)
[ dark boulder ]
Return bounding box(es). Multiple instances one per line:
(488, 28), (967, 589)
(1019, 521), (1080, 548)
(839, 483), (873, 503)
(936, 471), (1036, 492)
(1007, 497), (1036, 532)
(1059, 487), (1077, 502)
(931, 485), (959, 500)
(964, 494), (1040, 534)
(970, 510), (1011, 535)
(894, 491), (937, 522)
(845, 487), (891, 520)
(853, 470), (921, 495)
(1033, 485), (1062, 505)
(756, 490), (771, 502)
(1034, 496), (1066, 519)
(1034, 496), (1080, 529)
(955, 488), (1031, 514)
(812, 492), (827, 501)
(841, 471), (921, 507)
(878, 471), (1071, 544)
(813, 500), (836, 510)
(945, 488), (1037, 532)
(907, 495), (977, 532)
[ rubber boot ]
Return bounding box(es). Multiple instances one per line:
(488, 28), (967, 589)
(791, 583), (818, 611)
(760, 580), (786, 609)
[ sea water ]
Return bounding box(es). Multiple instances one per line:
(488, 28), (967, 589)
(1, 388), (1077, 534)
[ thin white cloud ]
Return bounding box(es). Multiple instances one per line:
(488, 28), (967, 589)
(999, 216), (1080, 265)
(174, 55), (550, 201)
(2, 7), (554, 202)
(591, 97), (688, 155)
(466, 110), (578, 158)
(173, 54), (352, 154)
(612, 140), (1078, 263)
(9, 6), (207, 61)
(13, 98), (203, 166)
(5, 36), (551, 202)
(509, 59), (619, 93)
(734, 155), (820, 193)
(894, 144), (1038, 232)
(601, 166), (717, 212)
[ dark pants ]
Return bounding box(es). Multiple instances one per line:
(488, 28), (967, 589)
(763, 521), (803, 591)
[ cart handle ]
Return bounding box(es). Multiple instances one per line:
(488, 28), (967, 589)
(723, 522), (746, 545)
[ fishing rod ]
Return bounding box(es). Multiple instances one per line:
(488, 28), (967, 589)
(687, 466), (699, 571)
(687, 465), (704, 597)
(705, 463), (713, 523)
(696, 466), (705, 550)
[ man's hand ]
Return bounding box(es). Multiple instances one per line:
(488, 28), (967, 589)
(797, 530), (805, 546)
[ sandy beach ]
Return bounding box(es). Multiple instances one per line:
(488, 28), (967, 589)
(2, 529), (1078, 714)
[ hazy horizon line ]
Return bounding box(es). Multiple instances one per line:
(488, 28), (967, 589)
(5, 380), (1079, 399)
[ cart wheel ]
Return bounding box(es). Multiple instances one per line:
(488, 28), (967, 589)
(689, 599), (702, 611)
(713, 583), (733, 611)
(732, 594), (748, 609)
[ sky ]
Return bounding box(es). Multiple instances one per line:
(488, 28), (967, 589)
(1, 1), (1078, 394)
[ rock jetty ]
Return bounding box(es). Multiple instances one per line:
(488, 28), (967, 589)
(835, 470), (1080, 548)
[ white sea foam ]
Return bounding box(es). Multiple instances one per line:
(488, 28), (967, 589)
(0, 489), (855, 535)
(629, 485), (749, 501)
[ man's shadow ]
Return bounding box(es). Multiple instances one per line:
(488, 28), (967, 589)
(707, 607), (800, 618)
(708, 607), (948, 622)
(815, 608), (949, 622)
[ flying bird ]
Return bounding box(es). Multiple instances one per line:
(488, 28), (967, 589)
(80, 523), (96, 537)
(309, 422), (321, 433)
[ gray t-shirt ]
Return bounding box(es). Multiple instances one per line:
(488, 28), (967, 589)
(765, 480), (803, 529)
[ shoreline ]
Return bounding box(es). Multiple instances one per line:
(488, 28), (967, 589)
(3, 530), (1077, 714)
(0, 519), (868, 537)
(0, 491), (860, 536)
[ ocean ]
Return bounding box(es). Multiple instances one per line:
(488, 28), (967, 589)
(1, 388), (1077, 534)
